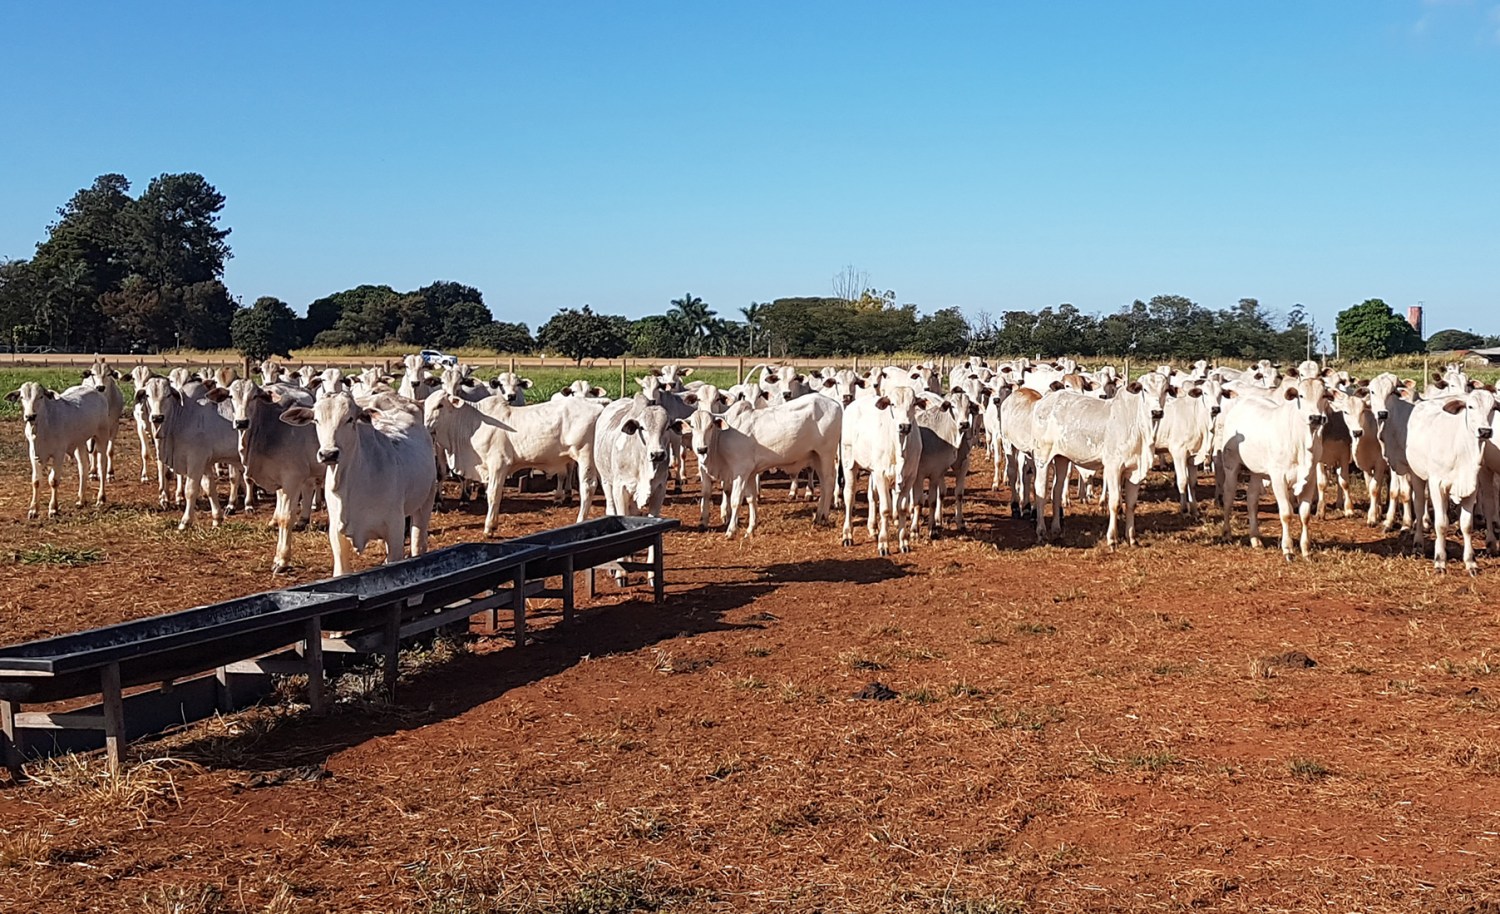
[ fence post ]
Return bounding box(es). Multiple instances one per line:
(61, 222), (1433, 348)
(510, 355), (517, 375)
(619, 359), (627, 399)
(737, 356), (744, 383)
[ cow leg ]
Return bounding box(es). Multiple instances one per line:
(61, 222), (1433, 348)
(1245, 474), (1264, 549)
(136, 422), (151, 482)
(179, 471), (200, 530)
(866, 474), (878, 538)
(72, 446), (88, 508)
(1048, 458), (1068, 538)
(745, 479), (761, 537)
(272, 490), (295, 573)
(1428, 479), (1450, 572)
(1103, 473), (1122, 550)
(1458, 495), (1478, 575)
(815, 453), (836, 526)
(1269, 475), (1296, 561)
(329, 527), (354, 577)
(1123, 476), (1142, 546)
(575, 455), (597, 524)
(875, 479), (892, 557)
(411, 493), (434, 558)
(93, 447), (106, 507)
(1033, 454), (1052, 542)
(1367, 461), (1387, 526)
(483, 471), (504, 537)
(724, 477), (743, 538)
(1315, 463), (1329, 519)
(841, 459), (857, 547)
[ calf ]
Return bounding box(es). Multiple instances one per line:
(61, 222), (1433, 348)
(911, 392), (978, 538)
(83, 358), (126, 480)
(1329, 388), (1388, 526)
(137, 377), (244, 529)
(1153, 382), (1216, 517)
(219, 380), (322, 572)
(7, 382), (110, 518)
(593, 398), (674, 517)
(280, 392), (437, 576)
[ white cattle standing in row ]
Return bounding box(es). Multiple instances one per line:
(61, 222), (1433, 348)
(216, 380), (322, 572)
(1404, 388), (1499, 575)
(136, 377), (245, 529)
(280, 391), (437, 577)
(7, 381), (110, 518)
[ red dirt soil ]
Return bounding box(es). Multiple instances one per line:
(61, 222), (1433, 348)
(1, 421), (1499, 913)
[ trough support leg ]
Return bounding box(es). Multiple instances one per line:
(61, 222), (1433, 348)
(304, 616), (326, 716)
(2, 699), (23, 780)
(384, 605), (402, 704)
(484, 587), (500, 633)
(100, 662), (125, 772)
(584, 564), (596, 601)
(562, 554), (575, 625)
(513, 566), (528, 646)
(653, 534), (665, 604)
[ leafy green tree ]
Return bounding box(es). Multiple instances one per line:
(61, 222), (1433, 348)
(434, 298), (493, 350)
(0, 259), (41, 350)
(740, 302), (766, 355)
(1425, 328), (1486, 352)
(125, 173), (231, 288)
(914, 307), (970, 355)
(667, 292), (715, 356)
(1335, 298), (1421, 360)
(29, 174), (133, 349)
(630, 315), (686, 358)
(173, 280), (237, 349)
(231, 296), (300, 361)
(99, 275), (172, 350)
(317, 285), (403, 347)
(469, 320), (534, 353)
(537, 305), (630, 364)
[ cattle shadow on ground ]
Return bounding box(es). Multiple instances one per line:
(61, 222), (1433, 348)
(759, 557), (907, 585)
(155, 579), (775, 773)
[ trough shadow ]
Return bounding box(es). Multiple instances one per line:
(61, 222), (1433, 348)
(159, 579), (775, 772)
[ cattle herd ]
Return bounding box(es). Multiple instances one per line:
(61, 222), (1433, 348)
(6, 353), (1500, 576)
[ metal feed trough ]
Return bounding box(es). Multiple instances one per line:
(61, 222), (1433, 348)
(0, 590), (357, 773)
(508, 515), (679, 622)
(278, 542), (544, 701)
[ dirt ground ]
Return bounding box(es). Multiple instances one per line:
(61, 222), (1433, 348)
(1, 419), (1499, 914)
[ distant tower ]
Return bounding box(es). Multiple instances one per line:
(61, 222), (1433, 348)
(1407, 304), (1424, 338)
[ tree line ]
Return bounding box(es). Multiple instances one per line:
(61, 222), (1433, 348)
(3, 174), (1494, 363)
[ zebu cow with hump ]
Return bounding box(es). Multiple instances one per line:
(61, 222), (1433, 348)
(280, 391), (437, 577)
(1328, 387), (1387, 526)
(593, 397), (675, 518)
(137, 377), (245, 529)
(83, 358), (126, 480)
(488, 372), (532, 406)
(684, 394), (841, 537)
(423, 391), (605, 535)
(1367, 373), (1419, 532)
(129, 365), (166, 487)
(1404, 387), (1500, 574)
(1153, 380), (1218, 517)
(1031, 372), (1170, 548)
(911, 390), (980, 537)
(6, 381), (110, 518)
(1215, 377), (1332, 560)
(216, 379), (321, 572)
(840, 385), (927, 556)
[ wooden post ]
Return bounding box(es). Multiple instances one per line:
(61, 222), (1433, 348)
(512, 566), (528, 646)
(303, 617), (326, 716)
(737, 356), (745, 383)
(100, 662), (125, 772)
(383, 605), (402, 703)
(509, 355), (517, 375)
(2, 699), (23, 779)
(562, 553), (576, 625)
(584, 564), (596, 601)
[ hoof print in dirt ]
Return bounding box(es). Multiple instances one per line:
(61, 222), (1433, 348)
(230, 764), (332, 792)
(853, 681), (897, 701)
(1251, 650), (1317, 678)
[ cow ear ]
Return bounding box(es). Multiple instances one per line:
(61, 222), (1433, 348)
(488, 377), (502, 389)
(1048, 381), (1064, 392)
(1226, 389), (1239, 399)
(1283, 387), (1299, 401)
(4, 390), (19, 403)
(558, 386), (574, 396)
(1087, 382), (1101, 392)
(939, 399), (954, 412)
(854, 378), (867, 388)
(1127, 381), (1143, 394)
(670, 418), (689, 434)
(1442, 398), (1466, 414)
(620, 419), (642, 435)
(875, 396), (891, 410)
(950, 386), (963, 395)
(1187, 387), (1203, 398)
(682, 393), (699, 405)
(280, 407), (315, 426)
(635, 377), (650, 388)
(756, 390), (768, 401)
(1432, 379), (1448, 389)
(308, 376), (323, 391)
(1354, 386), (1370, 397)
(592, 387), (610, 398)
(206, 387), (231, 403)
(459, 377), (475, 387)
(1432, 371), (1444, 382)
(257, 390), (274, 402)
(448, 395), (464, 408)
(80, 370), (90, 379)
(822, 377), (837, 388)
(520, 378), (533, 389)
(44, 388), (57, 399)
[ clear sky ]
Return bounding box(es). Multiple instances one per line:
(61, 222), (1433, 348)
(2, 1), (1497, 337)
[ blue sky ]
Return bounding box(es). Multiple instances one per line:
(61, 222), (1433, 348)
(2, 1), (1497, 338)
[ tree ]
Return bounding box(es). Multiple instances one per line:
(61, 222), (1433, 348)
(1425, 328), (1486, 352)
(831, 265), (869, 304)
(740, 302), (766, 355)
(29, 174), (134, 349)
(1335, 298), (1422, 360)
(667, 292), (715, 356)
(537, 305), (629, 364)
(173, 280), (236, 349)
(434, 298), (493, 350)
(124, 173), (231, 289)
(630, 315), (686, 358)
(914, 307), (970, 355)
(469, 320), (534, 353)
(231, 296), (300, 361)
(316, 284), (403, 347)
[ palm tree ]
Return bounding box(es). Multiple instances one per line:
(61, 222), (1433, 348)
(740, 302), (765, 356)
(668, 292), (715, 356)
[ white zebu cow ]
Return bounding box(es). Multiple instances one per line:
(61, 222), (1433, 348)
(1153, 381), (1217, 517)
(593, 398), (675, 518)
(1368, 374), (1419, 532)
(217, 380), (322, 572)
(1031, 373), (1170, 548)
(440, 367), (491, 403)
(840, 386), (927, 556)
(83, 358), (126, 480)
(280, 391), (437, 577)
(487, 372), (532, 406)
(1328, 388), (1387, 526)
(684, 394), (841, 538)
(423, 392), (605, 533)
(397, 355), (440, 402)
(7, 381), (110, 518)
(982, 379), (1015, 491)
(129, 365), (166, 488)
(1215, 378), (1332, 560)
(911, 391), (979, 537)
(551, 380), (612, 402)
(1405, 388), (1500, 574)
(137, 377), (245, 529)
(998, 386), (1048, 517)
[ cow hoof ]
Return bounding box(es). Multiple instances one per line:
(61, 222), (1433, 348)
(1468, 566), (1479, 577)
(842, 536), (853, 547)
(271, 563), (292, 574)
(1283, 553), (1294, 563)
(177, 522), (189, 532)
(292, 519), (309, 532)
(223, 505), (237, 516)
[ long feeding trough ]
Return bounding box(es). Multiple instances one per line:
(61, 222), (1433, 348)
(509, 515), (680, 622)
(0, 591), (357, 771)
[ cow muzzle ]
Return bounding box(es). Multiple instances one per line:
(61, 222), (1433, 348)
(1480, 427), (1494, 441)
(649, 450), (667, 464)
(95, 385), (106, 393)
(695, 447), (709, 456)
(842, 395), (854, 406)
(1308, 414), (1327, 427)
(318, 448), (341, 464)
(897, 423), (912, 436)
(1376, 410), (1389, 421)
(1210, 406), (1221, 417)
(151, 415), (165, 426)
(1150, 409), (1164, 421)
(1350, 429), (1363, 439)
(233, 419), (249, 430)
(23, 414), (37, 424)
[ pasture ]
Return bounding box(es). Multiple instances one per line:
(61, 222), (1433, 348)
(1, 364), (1499, 913)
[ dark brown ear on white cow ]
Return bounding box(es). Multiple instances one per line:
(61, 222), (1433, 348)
(1225, 389), (1240, 399)
(682, 393), (699, 405)
(1127, 381), (1143, 394)
(1432, 371), (1444, 382)
(359, 408), (379, 422)
(1187, 387), (1203, 398)
(110, 369), (121, 378)
(875, 396), (892, 410)
(558, 386), (575, 396)
(206, 387), (231, 403)
(1283, 387), (1299, 401)
(854, 378), (866, 388)
(1432, 379), (1448, 389)
(460, 377), (476, 387)
(939, 399), (954, 412)
(80, 370), (90, 379)
(620, 419), (642, 435)
(1087, 382), (1101, 392)
(520, 378), (533, 389)
(45, 388), (57, 399)
(1048, 381), (1064, 392)
(713, 416), (727, 430)
(307, 376), (323, 391)
(133, 388), (148, 404)
(670, 418), (689, 434)
(1442, 398), (1466, 414)
(592, 387), (610, 398)
(756, 390), (768, 401)
(822, 377), (837, 388)
(447, 395), (464, 408)
(915, 397), (930, 409)
(4, 390), (19, 403)
(279, 407), (315, 426)
(1355, 386), (1370, 397)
